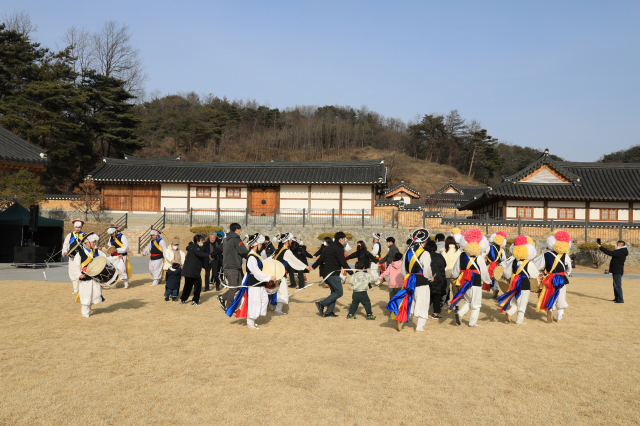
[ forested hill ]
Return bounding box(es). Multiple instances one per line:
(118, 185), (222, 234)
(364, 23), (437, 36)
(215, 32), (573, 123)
(0, 22), (560, 193)
(600, 145), (640, 163)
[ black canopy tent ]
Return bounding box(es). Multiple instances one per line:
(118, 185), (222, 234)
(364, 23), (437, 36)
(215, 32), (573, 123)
(0, 203), (64, 263)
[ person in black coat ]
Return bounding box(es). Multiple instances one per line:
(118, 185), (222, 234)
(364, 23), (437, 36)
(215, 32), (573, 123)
(202, 232), (223, 292)
(311, 232), (353, 317)
(180, 235), (212, 306)
(313, 237), (333, 278)
(346, 241), (377, 269)
(290, 240), (313, 289)
(425, 239), (447, 318)
(599, 241), (629, 303)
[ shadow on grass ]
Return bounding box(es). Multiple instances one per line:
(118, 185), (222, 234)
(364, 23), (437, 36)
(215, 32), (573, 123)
(94, 298), (148, 315)
(567, 290), (610, 301)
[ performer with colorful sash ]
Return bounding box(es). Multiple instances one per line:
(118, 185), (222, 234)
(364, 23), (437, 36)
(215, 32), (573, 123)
(62, 218), (86, 295)
(387, 228), (433, 332)
(105, 224), (132, 289)
(450, 228), (491, 327)
(74, 233), (117, 318)
(499, 236), (539, 324)
(486, 231), (507, 299)
(533, 231), (572, 323)
(225, 233), (275, 329)
(370, 232), (382, 281)
(273, 232), (313, 314)
(142, 229), (168, 286)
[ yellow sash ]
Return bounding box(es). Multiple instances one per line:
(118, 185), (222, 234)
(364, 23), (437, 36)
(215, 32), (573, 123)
(81, 249), (96, 268)
(153, 239), (163, 253)
(276, 246), (288, 258)
(456, 257), (475, 287)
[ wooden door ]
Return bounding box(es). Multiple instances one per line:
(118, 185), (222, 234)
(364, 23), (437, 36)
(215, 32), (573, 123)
(250, 188), (277, 216)
(102, 184), (131, 211)
(131, 184), (160, 211)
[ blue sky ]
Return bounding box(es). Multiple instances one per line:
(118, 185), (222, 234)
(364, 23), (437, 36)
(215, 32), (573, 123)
(4, 0), (640, 161)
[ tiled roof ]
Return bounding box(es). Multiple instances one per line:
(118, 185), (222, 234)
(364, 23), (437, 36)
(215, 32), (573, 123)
(0, 126), (50, 165)
(459, 150), (640, 209)
(384, 180), (421, 197)
(374, 199), (423, 210)
(88, 156), (387, 185)
(427, 179), (488, 206)
(435, 179), (488, 196)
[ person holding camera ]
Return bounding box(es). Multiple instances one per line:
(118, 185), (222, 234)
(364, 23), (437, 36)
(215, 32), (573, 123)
(598, 240), (629, 303)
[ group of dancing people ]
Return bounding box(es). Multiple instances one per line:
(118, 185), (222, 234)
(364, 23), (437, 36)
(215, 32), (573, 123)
(63, 219), (572, 331)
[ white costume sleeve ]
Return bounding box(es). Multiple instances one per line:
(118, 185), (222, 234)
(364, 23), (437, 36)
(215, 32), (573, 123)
(160, 239), (169, 261)
(531, 254), (546, 271)
(565, 254), (572, 275)
(73, 253), (82, 275)
(401, 252), (408, 276)
(527, 262), (540, 279)
(116, 234), (129, 253)
(451, 255), (462, 279)
(419, 251), (433, 280)
(247, 255), (272, 283)
(142, 241), (151, 256)
(62, 233), (72, 254)
(479, 261), (492, 284)
(500, 247), (507, 262)
(371, 243), (380, 257)
(283, 250), (308, 271)
(502, 257), (515, 279)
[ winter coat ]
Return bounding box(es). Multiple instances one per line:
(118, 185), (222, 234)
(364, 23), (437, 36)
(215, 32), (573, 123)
(222, 232), (248, 270)
(440, 246), (461, 279)
(379, 243), (401, 266)
(293, 245), (313, 267)
(378, 259), (404, 288)
(312, 242), (352, 278)
(599, 246), (628, 275)
(181, 243), (210, 278)
(345, 249), (378, 269)
(429, 251), (447, 294)
(202, 239), (223, 263)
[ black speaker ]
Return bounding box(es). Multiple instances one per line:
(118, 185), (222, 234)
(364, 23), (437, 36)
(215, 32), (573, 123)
(14, 246), (47, 264)
(29, 204), (39, 232)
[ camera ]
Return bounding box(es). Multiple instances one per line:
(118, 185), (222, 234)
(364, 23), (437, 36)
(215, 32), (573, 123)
(596, 238), (601, 245)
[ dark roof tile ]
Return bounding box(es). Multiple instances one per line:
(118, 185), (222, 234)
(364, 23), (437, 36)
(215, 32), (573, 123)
(0, 126), (50, 165)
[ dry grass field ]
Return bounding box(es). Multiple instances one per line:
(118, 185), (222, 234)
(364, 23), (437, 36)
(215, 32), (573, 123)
(1, 269), (639, 426)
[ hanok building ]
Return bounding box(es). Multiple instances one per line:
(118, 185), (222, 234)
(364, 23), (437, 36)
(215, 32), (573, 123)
(459, 149), (640, 223)
(87, 156), (387, 214)
(429, 179), (488, 208)
(0, 125), (49, 174)
(383, 181), (421, 203)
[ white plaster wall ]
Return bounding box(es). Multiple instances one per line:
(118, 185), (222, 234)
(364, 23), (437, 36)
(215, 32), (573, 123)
(280, 185), (309, 198)
(311, 199), (339, 210)
(506, 207), (517, 217)
(219, 198), (247, 209)
(619, 210), (629, 221)
(533, 208), (544, 219)
(311, 185), (340, 199)
(342, 200), (371, 210)
(191, 198), (218, 209)
(189, 186), (216, 198)
(589, 209), (601, 221)
(280, 199), (308, 209)
(161, 197), (187, 210)
(506, 200), (544, 207)
(444, 188), (457, 193)
(161, 184), (188, 197)
(575, 209), (586, 220)
(343, 185), (371, 200)
(634, 203), (640, 209)
(241, 188), (247, 198)
(590, 202), (628, 208)
(547, 208), (558, 219)
(635, 210), (640, 221)
(547, 201), (586, 208)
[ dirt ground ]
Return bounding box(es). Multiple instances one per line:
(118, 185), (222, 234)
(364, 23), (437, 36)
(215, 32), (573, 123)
(1, 269), (638, 426)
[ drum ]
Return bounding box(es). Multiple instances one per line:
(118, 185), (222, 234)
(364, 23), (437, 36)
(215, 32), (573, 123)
(85, 256), (120, 288)
(529, 277), (540, 293)
(493, 265), (505, 281)
(498, 279), (510, 294)
(261, 259), (286, 294)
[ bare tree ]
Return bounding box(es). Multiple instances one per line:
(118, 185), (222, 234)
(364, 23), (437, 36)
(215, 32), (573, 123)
(2, 10), (37, 36)
(91, 21), (147, 97)
(60, 26), (93, 79)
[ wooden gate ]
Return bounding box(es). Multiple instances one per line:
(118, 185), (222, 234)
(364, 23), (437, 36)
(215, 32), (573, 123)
(250, 188), (277, 216)
(101, 184), (160, 212)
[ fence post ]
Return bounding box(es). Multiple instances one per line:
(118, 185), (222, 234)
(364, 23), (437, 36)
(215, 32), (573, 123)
(392, 209), (395, 228)
(485, 212), (489, 235)
(217, 206), (220, 227)
(163, 207), (166, 228)
(361, 209), (365, 228)
(332, 209), (335, 228)
(550, 219), (554, 233)
(273, 208), (277, 227)
(125, 213), (128, 229)
(518, 217), (521, 235)
(302, 208), (306, 227)
(189, 207), (193, 227)
(619, 224), (623, 241)
(422, 214), (425, 228)
(584, 221), (588, 244)
(454, 211), (457, 227)
(138, 235), (141, 254)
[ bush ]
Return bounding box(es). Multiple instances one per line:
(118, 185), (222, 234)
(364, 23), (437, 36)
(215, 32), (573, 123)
(190, 225), (223, 235)
(578, 243), (615, 268)
(506, 238), (515, 247)
(317, 232), (353, 241)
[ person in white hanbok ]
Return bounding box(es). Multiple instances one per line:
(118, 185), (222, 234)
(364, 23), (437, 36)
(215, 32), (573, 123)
(142, 229), (168, 286)
(74, 233), (118, 318)
(104, 224), (131, 289)
(370, 233), (382, 281)
(273, 232), (313, 314)
(62, 219), (85, 294)
(244, 234), (276, 329)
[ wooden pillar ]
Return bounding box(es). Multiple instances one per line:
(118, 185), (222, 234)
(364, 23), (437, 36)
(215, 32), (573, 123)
(629, 201), (633, 223)
(187, 183), (191, 211)
(100, 186), (105, 211)
(339, 185), (343, 215)
(502, 203), (507, 220)
(371, 186), (375, 212)
(216, 184), (220, 212)
(586, 201), (591, 222)
(543, 200), (548, 221)
(129, 184), (133, 211)
(308, 185), (312, 212)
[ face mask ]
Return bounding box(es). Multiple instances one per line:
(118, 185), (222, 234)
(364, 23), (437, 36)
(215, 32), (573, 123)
(172, 245), (178, 250)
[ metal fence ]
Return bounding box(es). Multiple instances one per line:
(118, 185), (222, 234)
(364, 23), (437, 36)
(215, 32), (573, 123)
(163, 207), (383, 228)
